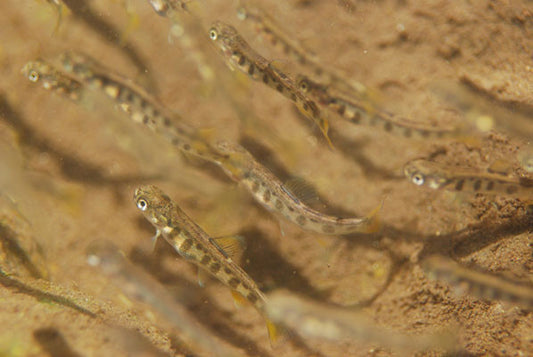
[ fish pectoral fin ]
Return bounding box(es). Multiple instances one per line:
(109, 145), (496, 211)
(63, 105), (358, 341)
(151, 229), (162, 252)
(230, 290), (248, 309)
(211, 235), (246, 264)
(197, 268), (209, 287)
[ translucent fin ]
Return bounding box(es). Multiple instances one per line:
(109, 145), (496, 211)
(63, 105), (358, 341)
(268, 59), (292, 75)
(196, 127), (217, 144)
(518, 146), (533, 173)
(119, 0), (140, 46)
(151, 229), (162, 252)
(320, 118), (335, 150)
(266, 318), (291, 348)
(231, 290), (247, 308)
(488, 159), (513, 175)
(210, 235), (246, 264)
(47, 0), (69, 36)
(284, 177), (322, 210)
(363, 199), (385, 234)
(182, 0), (205, 17)
(454, 133), (482, 149)
(197, 267), (209, 287)
(295, 102), (334, 149)
(278, 220), (287, 237)
(266, 319), (280, 346)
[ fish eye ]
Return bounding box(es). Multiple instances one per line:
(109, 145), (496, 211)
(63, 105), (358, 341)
(136, 198), (148, 211)
(299, 79), (309, 92)
(209, 29), (218, 40)
(28, 70), (40, 82)
(411, 173), (425, 186)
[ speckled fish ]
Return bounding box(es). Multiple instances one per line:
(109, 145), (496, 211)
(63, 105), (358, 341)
(236, 3), (369, 99)
(422, 255), (533, 311)
(214, 141), (381, 235)
(208, 21), (332, 147)
(403, 158), (533, 198)
(298, 75), (462, 139)
(21, 59), (83, 102)
(58, 51), (225, 163)
(133, 185), (281, 344)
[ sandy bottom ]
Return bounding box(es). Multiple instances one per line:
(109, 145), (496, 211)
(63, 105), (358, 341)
(0, 0), (532, 356)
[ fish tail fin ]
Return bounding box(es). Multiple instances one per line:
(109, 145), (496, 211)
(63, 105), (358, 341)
(363, 198), (385, 233)
(266, 318), (291, 348)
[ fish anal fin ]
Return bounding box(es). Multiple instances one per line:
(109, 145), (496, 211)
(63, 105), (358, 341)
(211, 235), (246, 264)
(230, 290), (248, 309)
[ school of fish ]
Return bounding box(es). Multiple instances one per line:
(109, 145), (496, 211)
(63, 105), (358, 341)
(14, 0), (532, 356)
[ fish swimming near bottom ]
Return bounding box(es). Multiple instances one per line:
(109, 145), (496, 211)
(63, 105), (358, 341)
(214, 141), (382, 235)
(403, 158), (533, 199)
(133, 184), (281, 344)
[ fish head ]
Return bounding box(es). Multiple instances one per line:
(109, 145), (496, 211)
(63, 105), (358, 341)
(21, 60), (58, 88)
(403, 159), (448, 189)
(208, 21), (240, 56)
(133, 185), (173, 229)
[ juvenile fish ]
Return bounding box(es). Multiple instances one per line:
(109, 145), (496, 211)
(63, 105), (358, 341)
(133, 185), (280, 343)
(0, 194), (49, 280)
(21, 59), (83, 102)
(58, 51), (225, 163)
(403, 158), (533, 198)
(57, 0), (156, 92)
(236, 3), (369, 100)
(298, 75), (462, 139)
(422, 255), (533, 310)
(208, 21), (332, 147)
(266, 290), (457, 351)
(87, 240), (245, 357)
(214, 141), (381, 235)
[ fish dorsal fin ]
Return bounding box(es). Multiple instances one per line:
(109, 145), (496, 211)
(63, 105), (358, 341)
(284, 177), (322, 210)
(267, 59), (291, 73)
(487, 159), (513, 176)
(210, 235), (246, 264)
(196, 127), (217, 145)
